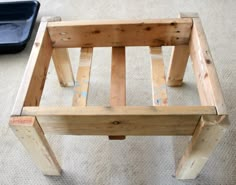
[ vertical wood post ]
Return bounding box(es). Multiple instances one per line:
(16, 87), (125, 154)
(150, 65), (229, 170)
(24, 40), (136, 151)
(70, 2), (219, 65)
(176, 13), (229, 179)
(50, 17), (74, 87)
(10, 116), (61, 176)
(52, 48), (75, 86)
(166, 14), (192, 86)
(166, 45), (189, 86)
(176, 116), (229, 179)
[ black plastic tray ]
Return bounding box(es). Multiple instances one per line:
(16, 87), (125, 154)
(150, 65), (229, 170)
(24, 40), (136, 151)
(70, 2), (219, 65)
(0, 1), (40, 54)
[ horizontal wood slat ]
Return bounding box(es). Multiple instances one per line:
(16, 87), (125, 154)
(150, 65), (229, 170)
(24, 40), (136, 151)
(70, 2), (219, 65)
(47, 18), (192, 48)
(150, 47), (168, 105)
(22, 106), (216, 136)
(109, 47), (126, 140)
(72, 47), (93, 106)
(22, 106), (216, 116)
(190, 18), (227, 115)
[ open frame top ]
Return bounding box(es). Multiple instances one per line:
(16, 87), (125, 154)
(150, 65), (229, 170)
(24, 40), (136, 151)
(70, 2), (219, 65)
(11, 13), (227, 137)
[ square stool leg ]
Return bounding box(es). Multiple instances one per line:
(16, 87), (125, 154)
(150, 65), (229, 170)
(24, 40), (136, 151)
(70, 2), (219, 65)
(176, 116), (229, 179)
(10, 116), (61, 175)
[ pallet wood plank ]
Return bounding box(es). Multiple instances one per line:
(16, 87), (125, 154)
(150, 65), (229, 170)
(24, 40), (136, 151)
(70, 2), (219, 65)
(175, 13), (229, 180)
(12, 21), (52, 116)
(9, 116), (61, 175)
(47, 18), (192, 48)
(150, 47), (168, 105)
(72, 48), (93, 106)
(22, 106), (216, 116)
(52, 48), (74, 87)
(110, 47), (126, 106)
(29, 115), (201, 136)
(109, 47), (126, 140)
(176, 115), (229, 179)
(22, 106), (216, 136)
(190, 17), (227, 115)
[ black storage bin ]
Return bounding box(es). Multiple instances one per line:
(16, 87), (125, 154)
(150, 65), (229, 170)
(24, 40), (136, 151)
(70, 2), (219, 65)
(0, 1), (40, 54)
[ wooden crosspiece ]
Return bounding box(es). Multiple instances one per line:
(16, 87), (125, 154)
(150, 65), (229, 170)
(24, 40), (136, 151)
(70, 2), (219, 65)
(9, 14), (229, 180)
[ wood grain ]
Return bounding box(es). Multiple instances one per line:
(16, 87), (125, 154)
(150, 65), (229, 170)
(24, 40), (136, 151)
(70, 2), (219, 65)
(167, 45), (189, 86)
(166, 13), (190, 86)
(109, 47), (126, 140)
(47, 18), (192, 48)
(12, 22), (52, 115)
(110, 47), (126, 106)
(22, 106), (216, 136)
(176, 115), (229, 179)
(72, 48), (93, 106)
(52, 48), (74, 87)
(9, 116), (61, 175)
(175, 13), (229, 180)
(150, 47), (168, 105)
(190, 17), (227, 115)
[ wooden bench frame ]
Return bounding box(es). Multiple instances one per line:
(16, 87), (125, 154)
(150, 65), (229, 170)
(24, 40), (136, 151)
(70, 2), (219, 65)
(9, 13), (229, 179)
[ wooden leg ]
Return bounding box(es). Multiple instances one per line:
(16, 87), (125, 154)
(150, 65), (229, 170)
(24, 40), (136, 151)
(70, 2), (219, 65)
(52, 48), (75, 87)
(9, 116), (61, 176)
(176, 116), (229, 179)
(166, 12), (191, 87)
(166, 45), (189, 86)
(109, 47), (126, 140)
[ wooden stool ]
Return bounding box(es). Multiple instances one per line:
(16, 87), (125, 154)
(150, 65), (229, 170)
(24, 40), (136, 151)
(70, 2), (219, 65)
(9, 13), (229, 179)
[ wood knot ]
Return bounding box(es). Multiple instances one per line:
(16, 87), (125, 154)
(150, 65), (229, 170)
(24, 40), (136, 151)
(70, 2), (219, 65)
(170, 22), (177, 26)
(112, 121), (120, 125)
(92, 30), (101, 34)
(206, 59), (211, 64)
(145, 27), (151, 31)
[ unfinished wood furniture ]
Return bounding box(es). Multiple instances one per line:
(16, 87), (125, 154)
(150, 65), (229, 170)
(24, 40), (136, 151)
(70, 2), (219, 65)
(9, 13), (229, 179)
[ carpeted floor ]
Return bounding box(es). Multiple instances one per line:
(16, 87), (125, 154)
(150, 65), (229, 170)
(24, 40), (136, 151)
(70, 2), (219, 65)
(0, 0), (235, 184)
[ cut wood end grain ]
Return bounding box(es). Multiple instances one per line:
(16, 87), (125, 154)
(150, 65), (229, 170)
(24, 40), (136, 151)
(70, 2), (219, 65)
(9, 116), (35, 126)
